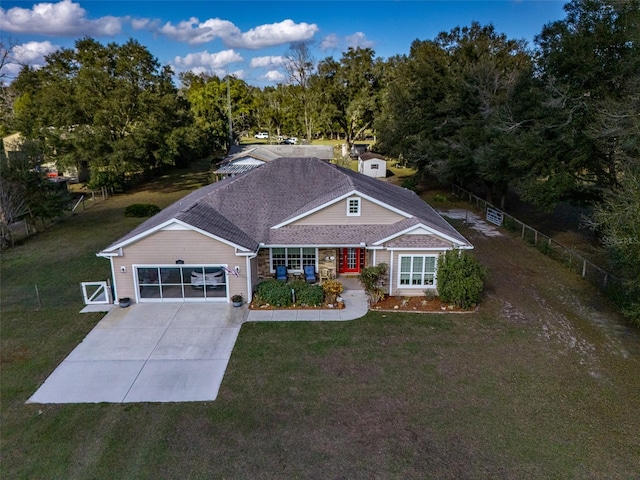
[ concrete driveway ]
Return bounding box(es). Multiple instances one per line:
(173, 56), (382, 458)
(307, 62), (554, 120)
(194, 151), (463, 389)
(28, 303), (245, 404)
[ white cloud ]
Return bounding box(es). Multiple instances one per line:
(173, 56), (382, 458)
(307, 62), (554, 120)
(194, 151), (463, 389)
(263, 70), (286, 82)
(158, 17), (317, 49)
(346, 32), (375, 49)
(131, 17), (160, 31)
(172, 49), (243, 74)
(2, 40), (60, 79)
(249, 56), (286, 69)
(226, 19), (318, 49)
(0, 0), (122, 36)
(319, 33), (339, 51)
(158, 17), (239, 46)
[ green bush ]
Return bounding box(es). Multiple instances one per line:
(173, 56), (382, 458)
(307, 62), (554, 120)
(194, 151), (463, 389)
(401, 176), (418, 191)
(537, 241), (552, 256)
(254, 279), (325, 307)
(255, 279), (293, 307)
(433, 194), (448, 202)
(359, 263), (387, 305)
(503, 216), (517, 233)
(124, 203), (161, 217)
(294, 283), (324, 306)
(437, 250), (487, 309)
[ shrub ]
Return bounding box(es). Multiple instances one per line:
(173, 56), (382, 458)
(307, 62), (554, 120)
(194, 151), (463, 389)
(124, 203), (161, 217)
(503, 216), (517, 233)
(359, 263), (387, 305)
(255, 279), (293, 307)
(295, 283), (324, 306)
(401, 176), (418, 191)
(433, 194), (448, 203)
(322, 279), (344, 303)
(437, 250), (487, 309)
(537, 241), (552, 256)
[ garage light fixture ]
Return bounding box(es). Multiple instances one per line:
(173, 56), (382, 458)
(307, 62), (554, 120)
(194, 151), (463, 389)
(176, 259), (184, 264)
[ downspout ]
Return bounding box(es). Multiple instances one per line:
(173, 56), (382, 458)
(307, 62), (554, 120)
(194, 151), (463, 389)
(388, 249), (394, 296)
(245, 251), (259, 303)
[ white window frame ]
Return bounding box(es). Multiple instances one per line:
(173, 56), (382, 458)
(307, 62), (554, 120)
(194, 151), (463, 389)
(397, 255), (438, 289)
(270, 247), (317, 272)
(347, 197), (361, 216)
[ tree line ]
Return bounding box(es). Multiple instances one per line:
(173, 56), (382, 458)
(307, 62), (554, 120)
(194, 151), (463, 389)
(1, 0), (638, 320)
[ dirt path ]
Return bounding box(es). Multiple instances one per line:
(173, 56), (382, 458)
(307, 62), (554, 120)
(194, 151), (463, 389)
(442, 209), (640, 370)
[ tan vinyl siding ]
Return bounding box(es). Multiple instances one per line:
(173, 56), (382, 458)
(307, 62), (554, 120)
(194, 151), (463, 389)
(373, 249), (390, 267)
(112, 229), (244, 301)
(293, 197), (404, 226)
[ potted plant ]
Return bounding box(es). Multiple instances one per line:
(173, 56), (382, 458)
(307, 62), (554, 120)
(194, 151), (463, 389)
(119, 297), (131, 308)
(231, 294), (243, 307)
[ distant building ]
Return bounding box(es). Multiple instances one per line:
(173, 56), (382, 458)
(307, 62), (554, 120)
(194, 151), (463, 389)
(358, 152), (387, 178)
(214, 145), (335, 179)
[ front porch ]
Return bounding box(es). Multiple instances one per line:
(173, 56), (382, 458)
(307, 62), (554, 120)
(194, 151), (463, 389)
(256, 247), (368, 284)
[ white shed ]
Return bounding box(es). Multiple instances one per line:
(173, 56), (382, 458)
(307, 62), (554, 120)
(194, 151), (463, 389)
(358, 152), (386, 178)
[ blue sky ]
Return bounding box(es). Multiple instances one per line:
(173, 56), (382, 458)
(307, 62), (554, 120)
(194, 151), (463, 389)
(1, 0), (568, 87)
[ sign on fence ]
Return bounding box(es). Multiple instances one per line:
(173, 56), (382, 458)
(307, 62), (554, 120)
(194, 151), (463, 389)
(486, 207), (503, 226)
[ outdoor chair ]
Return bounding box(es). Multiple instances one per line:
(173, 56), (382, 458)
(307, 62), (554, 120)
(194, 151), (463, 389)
(320, 268), (331, 282)
(303, 265), (317, 283)
(275, 265), (288, 281)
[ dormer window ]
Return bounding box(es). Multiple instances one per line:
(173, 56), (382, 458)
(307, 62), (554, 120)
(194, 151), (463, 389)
(347, 197), (361, 216)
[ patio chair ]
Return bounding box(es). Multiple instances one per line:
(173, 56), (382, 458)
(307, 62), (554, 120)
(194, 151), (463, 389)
(275, 265), (288, 281)
(303, 265), (317, 283)
(320, 268), (331, 282)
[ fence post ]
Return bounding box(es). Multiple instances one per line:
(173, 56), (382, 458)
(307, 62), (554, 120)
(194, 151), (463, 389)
(582, 260), (587, 278)
(534, 230), (538, 245)
(521, 223), (525, 239)
(35, 284), (41, 309)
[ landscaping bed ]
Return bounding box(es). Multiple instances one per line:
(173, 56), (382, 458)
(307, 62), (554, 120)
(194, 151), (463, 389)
(371, 295), (470, 313)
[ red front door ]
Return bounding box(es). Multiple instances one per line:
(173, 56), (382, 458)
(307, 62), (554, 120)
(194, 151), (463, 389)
(339, 248), (363, 274)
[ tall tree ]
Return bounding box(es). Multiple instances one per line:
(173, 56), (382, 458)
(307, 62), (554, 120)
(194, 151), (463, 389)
(12, 38), (194, 189)
(524, 0), (640, 208)
(284, 41), (316, 142)
(376, 23), (532, 208)
(316, 47), (385, 152)
(181, 72), (257, 151)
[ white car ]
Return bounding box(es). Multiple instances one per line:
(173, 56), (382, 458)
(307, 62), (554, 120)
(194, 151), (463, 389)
(191, 269), (225, 289)
(284, 137), (298, 144)
(254, 132), (269, 139)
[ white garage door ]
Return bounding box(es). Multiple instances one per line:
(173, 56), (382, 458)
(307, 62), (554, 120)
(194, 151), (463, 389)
(135, 265), (228, 302)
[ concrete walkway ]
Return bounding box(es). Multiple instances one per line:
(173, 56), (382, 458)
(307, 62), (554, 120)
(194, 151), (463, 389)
(29, 290), (369, 404)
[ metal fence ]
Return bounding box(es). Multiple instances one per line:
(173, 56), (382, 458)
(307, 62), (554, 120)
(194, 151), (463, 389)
(451, 184), (620, 291)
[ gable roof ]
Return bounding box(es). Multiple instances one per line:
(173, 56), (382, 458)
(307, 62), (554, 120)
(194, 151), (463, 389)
(359, 152), (386, 161)
(101, 157), (471, 254)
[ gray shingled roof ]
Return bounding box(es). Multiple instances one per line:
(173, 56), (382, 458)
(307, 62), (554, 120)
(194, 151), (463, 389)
(101, 157), (471, 253)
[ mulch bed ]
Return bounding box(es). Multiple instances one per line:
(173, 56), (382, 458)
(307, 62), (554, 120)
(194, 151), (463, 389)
(371, 295), (471, 313)
(248, 296), (474, 313)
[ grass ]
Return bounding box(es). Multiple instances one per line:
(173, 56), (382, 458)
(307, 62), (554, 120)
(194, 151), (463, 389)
(2, 158), (640, 479)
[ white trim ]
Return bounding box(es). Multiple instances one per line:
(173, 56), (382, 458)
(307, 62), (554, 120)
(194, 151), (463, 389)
(389, 248), (394, 296)
(271, 189), (412, 229)
(268, 246), (318, 273)
(388, 247), (452, 251)
(373, 222), (470, 247)
(396, 254), (439, 290)
(245, 255), (252, 303)
(346, 197), (361, 217)
(109, 256), (119, 304)
(101, 218), (251, 254)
